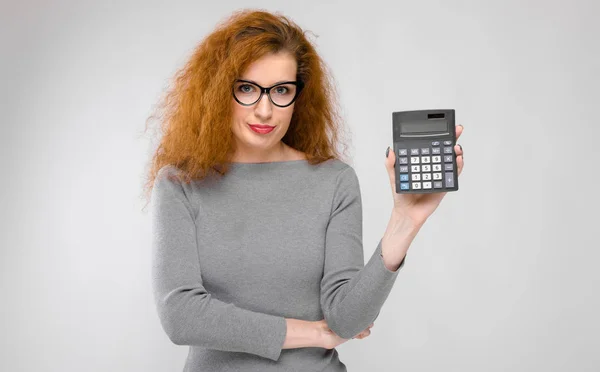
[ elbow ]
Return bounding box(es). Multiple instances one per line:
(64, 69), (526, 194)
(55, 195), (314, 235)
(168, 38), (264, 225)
(156, 302), (193, 345)
(327, 318), (357, 340)
(166, 329), (186, 346)
(168, 334), (185, 346)
(322, 308), (362, 340)
(153, 286), (211, 346)
(161, 311), (187, 345)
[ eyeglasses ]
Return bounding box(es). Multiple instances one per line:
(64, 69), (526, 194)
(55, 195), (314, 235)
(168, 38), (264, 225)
(232, 79), (304, 108)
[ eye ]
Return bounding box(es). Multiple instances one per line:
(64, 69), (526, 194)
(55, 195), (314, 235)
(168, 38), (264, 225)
(239, 84), (255, 93)
(274, 86), (288, 94)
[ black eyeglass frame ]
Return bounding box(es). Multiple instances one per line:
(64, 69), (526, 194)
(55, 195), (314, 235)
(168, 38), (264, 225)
(232, 79), (305, 108)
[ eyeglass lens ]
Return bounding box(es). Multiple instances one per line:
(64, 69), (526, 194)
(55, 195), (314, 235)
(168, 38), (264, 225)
(233, 81), (298, 106)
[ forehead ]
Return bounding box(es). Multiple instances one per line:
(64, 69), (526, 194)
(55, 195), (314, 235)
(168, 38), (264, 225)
(240, 52), (297, 86)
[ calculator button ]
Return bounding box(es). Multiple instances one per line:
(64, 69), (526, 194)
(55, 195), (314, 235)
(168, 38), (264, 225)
(444, 164), (453, 171)
(410, 149), (420, 155)
(432, 141), (440, 146)
(421, 156), (430, 163)
(444, 155), (453, 162)
(400, 182), (409, 190)
(433, 172), (442, 180)
(412, 182), (421, 189)
(411, 165), (420, 172)
(433, 181), (443, 188)
(400, 174), (409, 182)
(411, 174), (421, 181)
(431, 147), (441, 154)
(422, 173), (431, 181)
(398, 149), (408, 156)
(445, 173), (455, 188)
(422, 164), (431, 172)
(444, 147), (453, 154)
(410, 156), (420, 164)
(399, 166), (409, 173)
(420, 148), (430, 155)
(423, 182), (432, 189)
(443, 140), (452, 146)
(432, 156), (441, 163)
(399, 157), (408, 164)
(433, 164), (441, 172)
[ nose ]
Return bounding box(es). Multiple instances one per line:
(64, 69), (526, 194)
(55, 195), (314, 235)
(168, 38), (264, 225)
(254, 92), (273, 120)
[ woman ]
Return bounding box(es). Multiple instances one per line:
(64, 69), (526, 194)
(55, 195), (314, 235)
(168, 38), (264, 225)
(145, 9), (464, 372)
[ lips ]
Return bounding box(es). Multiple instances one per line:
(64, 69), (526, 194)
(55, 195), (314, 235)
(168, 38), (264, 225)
(248, 124), (275, 134)
(249, 124), (274, 128)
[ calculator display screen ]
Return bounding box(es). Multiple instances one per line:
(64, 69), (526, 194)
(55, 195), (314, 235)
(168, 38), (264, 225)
(400, 120), (448, 134)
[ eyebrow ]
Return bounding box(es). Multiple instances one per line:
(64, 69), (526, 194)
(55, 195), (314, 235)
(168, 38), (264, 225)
(240, 78), (294, 86)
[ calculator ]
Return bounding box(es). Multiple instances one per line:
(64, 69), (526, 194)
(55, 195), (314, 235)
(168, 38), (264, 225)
(392, 109), (459, 194)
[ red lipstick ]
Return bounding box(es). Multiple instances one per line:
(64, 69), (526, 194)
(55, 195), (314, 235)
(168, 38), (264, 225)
(248, 124), (275, 134)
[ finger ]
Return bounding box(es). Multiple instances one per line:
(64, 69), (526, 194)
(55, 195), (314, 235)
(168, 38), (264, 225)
(353, 333), (365, 339)
(454, 144), (464, 176)
(455, 124), (463, 140)
(454, 144), (463, 157)
(354, 327), (369, 339)
(385, 146), (397, 195)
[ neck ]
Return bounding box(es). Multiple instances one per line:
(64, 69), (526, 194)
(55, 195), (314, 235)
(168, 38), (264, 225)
(230, 141), (289, 163)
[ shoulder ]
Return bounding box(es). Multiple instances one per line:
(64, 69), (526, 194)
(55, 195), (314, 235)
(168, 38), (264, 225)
(152, 165), (200, 219)
(153, 165), (183, 200)
(153, 165), (195, 205)
(316, 158), (360, 192)
(325, 160), (362, 214)
(322, 158), (357, 180)
(156, 164), (184, 182)
(316, 157), (352, 173)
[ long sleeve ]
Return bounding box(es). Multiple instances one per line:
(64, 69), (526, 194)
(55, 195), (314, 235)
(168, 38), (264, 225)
(320, 165), (406, 339)
(150, 165), (287, 361)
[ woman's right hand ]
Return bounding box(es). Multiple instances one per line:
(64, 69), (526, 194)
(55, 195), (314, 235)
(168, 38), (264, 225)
(314, 319), (374, 349)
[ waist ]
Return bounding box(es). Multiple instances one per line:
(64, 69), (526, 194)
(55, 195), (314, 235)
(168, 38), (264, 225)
(183, 346), (347, 372)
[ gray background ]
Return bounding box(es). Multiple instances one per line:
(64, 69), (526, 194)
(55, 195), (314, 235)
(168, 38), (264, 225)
(2, 0), (599, 371)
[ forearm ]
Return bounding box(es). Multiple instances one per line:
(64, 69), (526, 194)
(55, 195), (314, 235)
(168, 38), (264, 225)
(380, 209), (422, 271)
(283, 319), (321, 349)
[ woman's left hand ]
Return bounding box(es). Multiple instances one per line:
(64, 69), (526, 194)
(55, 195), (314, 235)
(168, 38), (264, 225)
(384, 125), (464, 228)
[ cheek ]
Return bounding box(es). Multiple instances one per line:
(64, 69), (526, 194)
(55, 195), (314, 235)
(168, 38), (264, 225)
(281, 106), (294, 121)
(232, 106), (248, 123)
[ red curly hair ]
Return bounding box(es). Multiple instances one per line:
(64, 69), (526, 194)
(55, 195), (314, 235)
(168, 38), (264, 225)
(141, 9), (351, 207)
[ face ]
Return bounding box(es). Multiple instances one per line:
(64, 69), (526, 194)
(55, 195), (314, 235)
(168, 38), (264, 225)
(231, 51), (298, 161)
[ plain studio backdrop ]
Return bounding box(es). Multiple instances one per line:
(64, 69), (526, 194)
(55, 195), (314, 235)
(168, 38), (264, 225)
(1, 0), (598, 371)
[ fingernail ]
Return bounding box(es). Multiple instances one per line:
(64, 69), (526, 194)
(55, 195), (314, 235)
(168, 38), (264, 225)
(385, 146), (390, 158)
